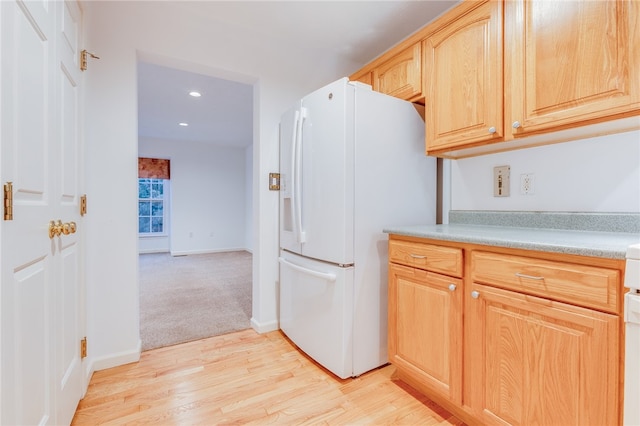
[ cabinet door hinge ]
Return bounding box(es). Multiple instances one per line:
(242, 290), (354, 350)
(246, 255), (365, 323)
(4, 182), (13, 221)
(80, 337), (87, 359)
(269, 173), (280, 191)
(80, 194), (87, 216)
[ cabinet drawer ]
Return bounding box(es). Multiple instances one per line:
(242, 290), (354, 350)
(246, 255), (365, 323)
(471, 251), (620, 313)
(389, 240), (463, 277)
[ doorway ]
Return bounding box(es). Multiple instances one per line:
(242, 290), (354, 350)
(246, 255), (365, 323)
(136, 60), (254, 350)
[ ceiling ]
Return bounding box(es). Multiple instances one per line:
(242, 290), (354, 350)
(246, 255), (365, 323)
(137, 1), (459, 149)
(137, 62), (254, 147)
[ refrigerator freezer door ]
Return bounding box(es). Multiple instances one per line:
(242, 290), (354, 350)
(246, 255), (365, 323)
(298, 78), (355, 265)
(279, 250), (354, 379)
(279, 103), (303, 254)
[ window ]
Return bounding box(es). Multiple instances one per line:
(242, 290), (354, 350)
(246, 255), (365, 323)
(138, 178), (166, 235)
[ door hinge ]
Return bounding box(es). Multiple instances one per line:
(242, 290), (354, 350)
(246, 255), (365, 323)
(80, 50), (100, 71)
(269, 173), (280, 191)
(80, 194), (87, 216)
(4, 182), (13, 221)
(80, 337), (87, 359)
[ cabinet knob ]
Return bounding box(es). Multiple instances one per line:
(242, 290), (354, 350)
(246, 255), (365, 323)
(488, 126), (496, 134)
(512, 121), (521, 129)
(448, 283), (457, 292)
(471, 290), (480, 299)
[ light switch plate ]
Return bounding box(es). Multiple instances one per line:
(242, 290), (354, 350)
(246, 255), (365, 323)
(494, 165), (510, 197)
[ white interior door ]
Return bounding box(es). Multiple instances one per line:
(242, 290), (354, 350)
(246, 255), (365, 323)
(54, 1), (84, 424)
(0, 1), (84, 424)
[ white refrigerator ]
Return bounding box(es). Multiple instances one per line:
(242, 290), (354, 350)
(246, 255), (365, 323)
(278, 77), (436, 379)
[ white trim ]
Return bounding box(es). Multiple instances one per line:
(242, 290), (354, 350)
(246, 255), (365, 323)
(251, 317), (279, 334)
(169, 247), (249, 256)
(138, 248), (170, 254)
(86, 340), (142, 374)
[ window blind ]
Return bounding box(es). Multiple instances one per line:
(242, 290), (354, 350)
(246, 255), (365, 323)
(138, 157), (170, 179)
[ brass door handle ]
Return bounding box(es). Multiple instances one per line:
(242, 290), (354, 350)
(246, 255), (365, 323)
(49, 220), (62, 238)
(49, 220), (77, 238)
(62, 221), (77, 235)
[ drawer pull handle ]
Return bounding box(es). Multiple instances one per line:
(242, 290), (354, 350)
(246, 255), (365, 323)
(409, 254), (426, 259)
(515, 272), (544, 280)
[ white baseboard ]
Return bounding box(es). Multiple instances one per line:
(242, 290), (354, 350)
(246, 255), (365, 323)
(138, 249), (170, 254)
(251, 317), (279, 334)
(81, 340), (141, 398)
(170, 247), (250, 256)
(87, 340), (141, 375)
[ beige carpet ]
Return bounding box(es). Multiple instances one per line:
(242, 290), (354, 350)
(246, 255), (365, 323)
(139, 251), (252, 351)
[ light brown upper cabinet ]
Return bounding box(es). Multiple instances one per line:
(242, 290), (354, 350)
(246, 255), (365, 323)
(424, 1), (503, 154)
(351, 70), (373, 87)
(505, 0), (640, 138)
(373, 42), (423, 102)
(351, 0), (638, 157)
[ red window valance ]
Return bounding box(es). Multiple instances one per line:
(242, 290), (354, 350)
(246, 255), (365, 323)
(138, 157), (170, 179)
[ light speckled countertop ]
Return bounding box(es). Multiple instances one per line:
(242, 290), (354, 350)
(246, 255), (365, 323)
(384, 211), (640, 260)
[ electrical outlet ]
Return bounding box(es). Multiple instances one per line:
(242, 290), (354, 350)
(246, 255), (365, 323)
(520, 173), (535, 195)
(493, 165), (510, 197)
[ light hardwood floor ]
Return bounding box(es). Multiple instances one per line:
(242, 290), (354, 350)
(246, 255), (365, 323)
(72, 329), (464, 425)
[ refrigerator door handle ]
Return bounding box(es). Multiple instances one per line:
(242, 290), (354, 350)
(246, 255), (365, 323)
(279, 257), (337, 282)
(294, 107), (307, 243)
(290, 109), (301, 244)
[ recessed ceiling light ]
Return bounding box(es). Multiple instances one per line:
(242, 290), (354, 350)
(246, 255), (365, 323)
(179, 122), (189, 127)
(189, 91), (201, 97)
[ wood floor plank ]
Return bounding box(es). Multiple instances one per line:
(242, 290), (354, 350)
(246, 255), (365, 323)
(72, 329), (464, 425)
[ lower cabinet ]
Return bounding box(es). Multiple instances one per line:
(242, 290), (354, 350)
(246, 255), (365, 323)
(388, 235), (624, 425)
(388, 263), (463, 404)
(465, 282), (619, 426)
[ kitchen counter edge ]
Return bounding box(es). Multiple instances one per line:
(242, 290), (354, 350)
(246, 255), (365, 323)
(383, 224), (640, 260)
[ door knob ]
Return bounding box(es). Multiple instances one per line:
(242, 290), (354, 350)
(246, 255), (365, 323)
(61, 221), (77, 235)
(49, 220), (62, 239)
(49, 220), (77, 238)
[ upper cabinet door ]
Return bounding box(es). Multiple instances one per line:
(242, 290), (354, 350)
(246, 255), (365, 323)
(351, 70), (373, 87)
(505, 0), (640, 137)
(425, 1), (503, 153)
(373, 42), (422, 101)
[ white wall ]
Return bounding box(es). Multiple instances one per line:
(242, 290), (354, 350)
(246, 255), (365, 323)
(450, 130), (640, 213)
(82, 1), (358, 374)
(138, 137), (248, 255)
(138, 233), (170, 254)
